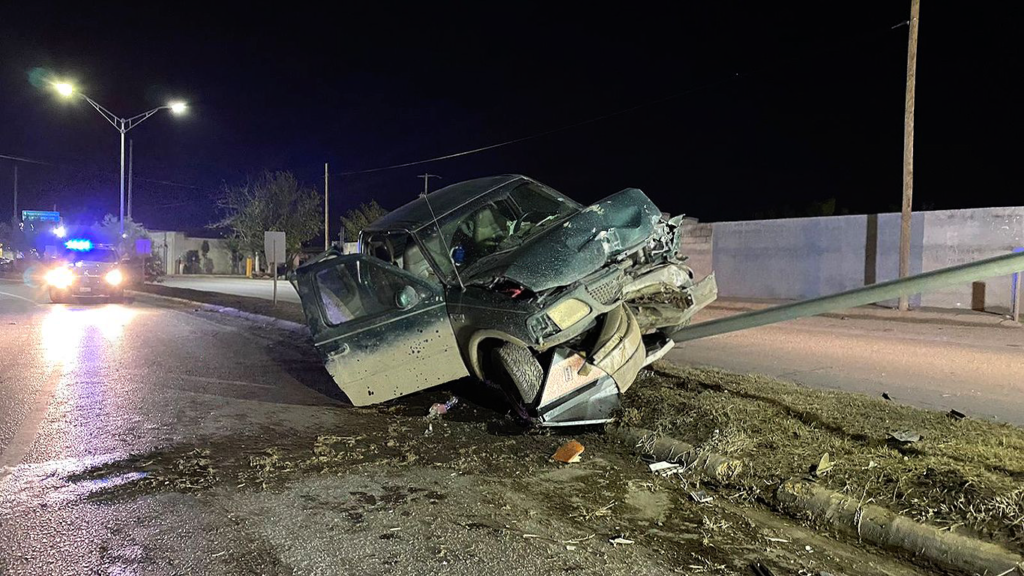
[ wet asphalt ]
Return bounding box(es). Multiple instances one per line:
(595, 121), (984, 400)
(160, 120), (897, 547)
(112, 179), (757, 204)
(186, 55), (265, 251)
(0, 280), (345, 574)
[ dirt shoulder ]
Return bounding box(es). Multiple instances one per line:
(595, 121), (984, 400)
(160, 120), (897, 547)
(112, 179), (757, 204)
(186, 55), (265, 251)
(133, 282), (306, 324)
(69, 380), (931, 576)
(623, 364), (1024, 554)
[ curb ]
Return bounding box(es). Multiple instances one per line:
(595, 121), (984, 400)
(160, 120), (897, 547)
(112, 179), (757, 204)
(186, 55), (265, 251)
(126, 290), (308, 335)
(777, 478), (1024, 576)
(608, 426), (742, 483)
(612, 426), (1024, 576)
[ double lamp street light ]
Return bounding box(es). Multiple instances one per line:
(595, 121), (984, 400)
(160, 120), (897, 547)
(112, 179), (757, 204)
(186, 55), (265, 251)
(52, 81), (186, 235)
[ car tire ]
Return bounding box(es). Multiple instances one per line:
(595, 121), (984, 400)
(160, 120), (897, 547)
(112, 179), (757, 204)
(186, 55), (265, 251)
(494, 342), (544, 404)
(49, 288), (64, 304)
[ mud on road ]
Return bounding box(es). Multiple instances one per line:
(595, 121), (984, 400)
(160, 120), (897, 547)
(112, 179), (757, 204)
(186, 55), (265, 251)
(46, 380), (939, 576)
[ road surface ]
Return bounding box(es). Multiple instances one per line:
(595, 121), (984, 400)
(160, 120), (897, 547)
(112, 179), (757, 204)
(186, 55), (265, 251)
(0, 280), (925, 575)
(669, 306), (1024, 424)
(158, 276), (300, 303)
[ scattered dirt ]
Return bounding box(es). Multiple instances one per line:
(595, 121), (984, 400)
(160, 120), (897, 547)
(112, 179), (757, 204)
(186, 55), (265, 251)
(68, 384), (935, 575)
(624, 363), (1024, 553)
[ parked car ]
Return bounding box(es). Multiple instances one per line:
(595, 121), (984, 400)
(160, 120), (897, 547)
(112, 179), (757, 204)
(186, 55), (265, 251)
(293, 175), (716, 425)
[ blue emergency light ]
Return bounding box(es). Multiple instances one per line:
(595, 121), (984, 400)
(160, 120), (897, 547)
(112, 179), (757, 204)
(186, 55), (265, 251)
(64, 239), (93, 251)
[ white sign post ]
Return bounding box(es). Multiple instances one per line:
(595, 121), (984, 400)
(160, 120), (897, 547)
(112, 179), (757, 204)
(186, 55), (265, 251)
(264, 231), (286, 305)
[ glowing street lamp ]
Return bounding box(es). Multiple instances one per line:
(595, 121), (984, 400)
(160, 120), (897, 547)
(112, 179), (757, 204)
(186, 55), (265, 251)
(51, 80), (188, 234)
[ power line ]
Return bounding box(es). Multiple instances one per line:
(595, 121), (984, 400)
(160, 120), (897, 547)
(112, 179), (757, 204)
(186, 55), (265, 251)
(0, 151), (208, 190)
(332, 76), (739, 177)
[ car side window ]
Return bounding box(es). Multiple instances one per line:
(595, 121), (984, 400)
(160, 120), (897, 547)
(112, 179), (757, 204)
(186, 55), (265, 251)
(315, 257), (424, 326)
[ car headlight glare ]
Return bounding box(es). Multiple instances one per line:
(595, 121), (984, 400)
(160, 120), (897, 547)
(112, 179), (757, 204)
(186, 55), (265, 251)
(105, 269), (123, 286)
(546, 298), (591, 331)
(45, 267), (74, 289)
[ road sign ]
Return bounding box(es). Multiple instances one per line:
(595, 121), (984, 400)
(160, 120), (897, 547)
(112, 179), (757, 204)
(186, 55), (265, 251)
(264, 231), (286, 263)
(22, 210), (60, 223)
(135, 238), (152, 255)
(264, 231), (286, 306)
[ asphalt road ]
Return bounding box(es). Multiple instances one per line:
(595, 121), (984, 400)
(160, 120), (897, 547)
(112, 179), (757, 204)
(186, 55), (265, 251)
(0, 279), (929, 575)
(669, 306), (1024, 425)
(159, 276), (300, 303)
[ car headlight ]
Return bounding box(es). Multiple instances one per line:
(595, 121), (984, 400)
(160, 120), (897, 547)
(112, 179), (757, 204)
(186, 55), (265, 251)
(105, 269), (123, 286)
(45, 267), (74, 289)
(546, 298), (591, 331)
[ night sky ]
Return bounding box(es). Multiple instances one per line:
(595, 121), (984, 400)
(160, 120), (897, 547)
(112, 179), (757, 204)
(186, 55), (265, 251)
(1, 3), (1020, 236)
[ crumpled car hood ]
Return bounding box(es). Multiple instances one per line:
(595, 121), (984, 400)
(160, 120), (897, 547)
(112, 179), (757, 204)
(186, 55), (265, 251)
(469, 188), (663, 292)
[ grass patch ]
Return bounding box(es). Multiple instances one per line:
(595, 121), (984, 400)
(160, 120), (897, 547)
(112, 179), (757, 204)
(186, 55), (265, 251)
(624, 364), (1024, 551)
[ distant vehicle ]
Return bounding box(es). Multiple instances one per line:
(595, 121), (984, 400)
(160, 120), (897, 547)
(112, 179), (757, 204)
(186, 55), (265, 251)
(44, 242), (126, 303)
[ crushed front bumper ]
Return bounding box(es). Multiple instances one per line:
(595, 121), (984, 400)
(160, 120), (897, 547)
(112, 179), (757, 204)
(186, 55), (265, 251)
(534, 305), (645, 426)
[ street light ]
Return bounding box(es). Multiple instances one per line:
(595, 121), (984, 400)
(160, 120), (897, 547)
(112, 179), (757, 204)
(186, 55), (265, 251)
(52, 80), (187, 234)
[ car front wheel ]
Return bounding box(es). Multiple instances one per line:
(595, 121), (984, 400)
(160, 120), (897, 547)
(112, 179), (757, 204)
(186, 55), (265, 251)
(49, 288), (65, 304)
(493, 342), (544, 405)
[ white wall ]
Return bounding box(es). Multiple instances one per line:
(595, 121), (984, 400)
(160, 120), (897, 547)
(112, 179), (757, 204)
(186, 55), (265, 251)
(686, 207), (1024, 312)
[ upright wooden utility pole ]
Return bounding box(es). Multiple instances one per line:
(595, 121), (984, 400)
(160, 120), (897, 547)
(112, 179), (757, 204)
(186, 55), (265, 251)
(898, 0), (920, 312)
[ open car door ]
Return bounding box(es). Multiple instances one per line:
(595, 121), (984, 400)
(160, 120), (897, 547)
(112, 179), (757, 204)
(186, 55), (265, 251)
(294, 249), (469, 405)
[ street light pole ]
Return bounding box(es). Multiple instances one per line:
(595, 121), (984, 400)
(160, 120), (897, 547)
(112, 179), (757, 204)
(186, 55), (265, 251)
(53, 83), (186, 235)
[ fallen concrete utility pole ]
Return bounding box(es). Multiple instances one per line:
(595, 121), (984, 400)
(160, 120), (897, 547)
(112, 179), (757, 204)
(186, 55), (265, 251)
(669, 251), (1024, 343)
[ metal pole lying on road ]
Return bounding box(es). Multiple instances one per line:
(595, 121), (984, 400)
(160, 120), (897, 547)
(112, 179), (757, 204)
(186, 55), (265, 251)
(668, 250), (1024, 343)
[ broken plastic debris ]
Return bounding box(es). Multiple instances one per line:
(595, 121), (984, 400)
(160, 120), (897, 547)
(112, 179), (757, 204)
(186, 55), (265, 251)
(690, 490), (713, 504)
(553, 440), (585, 463)
(648, 461), (681, 476)
(811, 453), (834, 477)
(427, 397), (459, 419)
(608, 536), (634, 546)
(887, 430), (922, 443)
(882, 392), (893, 401)
(948, 409), (966, 421)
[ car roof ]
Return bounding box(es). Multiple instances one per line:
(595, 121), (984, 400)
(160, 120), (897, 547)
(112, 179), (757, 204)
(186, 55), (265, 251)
(365, 174), (526, 233)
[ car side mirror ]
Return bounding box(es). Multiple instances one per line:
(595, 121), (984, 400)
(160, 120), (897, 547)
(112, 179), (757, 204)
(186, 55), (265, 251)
(395, 285), (420, 310)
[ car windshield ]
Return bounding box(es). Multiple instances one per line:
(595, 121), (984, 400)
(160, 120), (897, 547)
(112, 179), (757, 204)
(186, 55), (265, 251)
(70, 249), (119, 263)
(417, 181), (579, 281)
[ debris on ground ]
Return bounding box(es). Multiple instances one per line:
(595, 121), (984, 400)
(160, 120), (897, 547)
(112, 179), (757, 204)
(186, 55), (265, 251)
(608, 536), (634, 546)
(623, 364), (1024, 553)
(690, 490), (713, 504)
(427, 396), (459, 419)
(750, 562), (777, 576)
(887, 430), (922, 443)
(811, 453), (834, 477)
(648, 461), (683, 476)
(948, 409), (967, 421)
(882, 392), (892, 401)
(553, 440), (585, 463)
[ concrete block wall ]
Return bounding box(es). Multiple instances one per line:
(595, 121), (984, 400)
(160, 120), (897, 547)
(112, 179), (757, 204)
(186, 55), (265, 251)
(688, 206), (1023, 313)
(679, 219), (713, 280)
(149, 231), (241, 275)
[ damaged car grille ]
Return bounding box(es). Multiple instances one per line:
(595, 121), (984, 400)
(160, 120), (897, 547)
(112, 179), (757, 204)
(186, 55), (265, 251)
(586, 273), (623, 305)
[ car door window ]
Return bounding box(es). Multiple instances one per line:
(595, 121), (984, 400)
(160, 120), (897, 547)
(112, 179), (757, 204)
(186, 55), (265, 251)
(315, 257), (427, 326)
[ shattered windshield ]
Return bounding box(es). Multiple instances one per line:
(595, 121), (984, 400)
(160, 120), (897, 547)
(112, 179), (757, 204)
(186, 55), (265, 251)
(417, 181), (580, 282)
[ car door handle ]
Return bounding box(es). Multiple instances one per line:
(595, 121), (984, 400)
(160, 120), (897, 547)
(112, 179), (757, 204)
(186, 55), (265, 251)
(337, 343), (350, 356)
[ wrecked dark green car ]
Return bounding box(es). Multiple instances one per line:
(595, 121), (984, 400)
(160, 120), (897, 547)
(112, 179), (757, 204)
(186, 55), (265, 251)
(294, 175), (717, 425)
